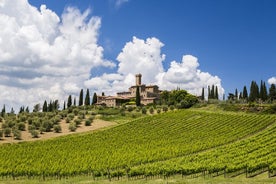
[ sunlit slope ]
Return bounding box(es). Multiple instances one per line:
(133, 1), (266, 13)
(0, 110), (274, 178)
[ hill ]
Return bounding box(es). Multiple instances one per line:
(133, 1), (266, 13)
(0, 108), (275, 182)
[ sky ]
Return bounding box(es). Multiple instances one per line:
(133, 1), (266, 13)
(0, 0), (275, 111)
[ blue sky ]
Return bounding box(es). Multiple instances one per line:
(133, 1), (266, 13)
(28, 0), (276, 91)
(0, 0), (276, 110)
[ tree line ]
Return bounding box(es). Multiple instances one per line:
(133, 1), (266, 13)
(229, 80), (276, 103)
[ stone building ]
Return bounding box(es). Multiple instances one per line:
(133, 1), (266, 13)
(97, 74), (161, 107)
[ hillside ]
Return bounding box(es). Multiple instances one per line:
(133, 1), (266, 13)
(0, 109), (275, 182)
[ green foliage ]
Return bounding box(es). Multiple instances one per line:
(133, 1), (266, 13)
(69, 122), (77, 132)
(135, 86), (141, 106)
(0, 130), (3, 139)
(30, 130), (39, 138)
(0, 110), (274, 179)
(17, 122), (26, 131)
(4, 127), (11, 137)
(141, 107), (147, 114)
(85, 119), (92, 126)
(84, 89), (90, 106)
(53, 125), (62, 133)
(13, 129), (21, 140)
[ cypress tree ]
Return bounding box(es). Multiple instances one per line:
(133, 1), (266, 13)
(215, 86), (218, 99)
(235, 89), (238, 99)
(136, 86), (141, 106)
(249, 81), (259, 102)
(242, 86), (248, 100)
(1, 105), (5, 117)
(208, 86), (211, 99)
(211, 85), (215, 99)
(79, 89), (83, 106)
(43, 100), (48, 112)
(67, 95), (72, 108)
(92, 92), (97, 105)
(85, 89), (90, 106)
(269, 84), (276, 101)
(63, 101), (66, 110)
(73, 97), (76, 106)
(201, 88), (205, 100)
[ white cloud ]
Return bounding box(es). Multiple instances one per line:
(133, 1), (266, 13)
(0, 1), (224, 111)
(115, 0), (129, 8)
(0, 0), (115, 111)
(87, 37), (224, 99)
(268, 77), (276, 85)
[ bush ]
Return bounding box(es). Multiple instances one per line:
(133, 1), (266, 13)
(65, 117), (71, 123)
(69, 122), (77, 132)
(142, 107), (147, 114)
(85, 119), (92, 126)
(162, 106), (168, 112)
(149, 107), (154, 114)
(0, 130), (3, 139)
(74, 118), (82, 126)
(53, 125), (62, 133)
(17, 122), (26, 131)
(157, 109), (161, 114)
(4, 128), (11, 137)
(13, 129), (21, 140)
(31, 130), (39, 138)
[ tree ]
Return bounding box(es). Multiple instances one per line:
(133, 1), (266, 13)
(67, 95), (72, 108)
(161, 90), (170, 104)
(215, 86), (219, 99)
(1, 105), (5, 117)
(249, 81), (259, 102)
(33, 104), (41, 112)
(201, 88), (205, 100)
(63, 101), (66, 110)
(85, 89), (90, 106)
(136, 86), (141, 106)
(43, 100), (48, 112)
(242, 86), (248, 101)
(269, 84), (276, 101)
(235, 89), (238, 100)
(260, 80), (268, 102)
(92, 93), (97, 105)
(79, 89), (83, 106)
(73, 97), (76, 106)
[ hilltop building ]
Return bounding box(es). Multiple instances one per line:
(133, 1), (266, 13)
(97, 74), (161, 107)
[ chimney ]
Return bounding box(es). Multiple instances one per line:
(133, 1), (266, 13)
(135, 73), (142, 86)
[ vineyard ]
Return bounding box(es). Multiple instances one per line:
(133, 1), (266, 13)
(0, 109), (275, 182)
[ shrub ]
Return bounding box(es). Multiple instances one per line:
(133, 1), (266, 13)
(127, 106), (134, 112)
(149, 107), (154, 114)
(74, 118), (82, 126)
(142, 107), (147, 114)
(53, 125), (62, 133)
(0, 130), (3, 139)
(13, 129), (21, 140)
(4, 128), (11, 137)
(17, 122), (26, 131)
(30, 130), (39, 138)
(162, 106), (168, 112)
(69, 122), (77, 132)
(65, 117), (71, 123)
(85, 119), (92, 126)
(157, 109), (161, 114)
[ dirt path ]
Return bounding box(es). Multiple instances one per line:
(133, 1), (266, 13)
(0, 119), (116, 144)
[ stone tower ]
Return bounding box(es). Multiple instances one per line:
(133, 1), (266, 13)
(135, 73), (142, 86)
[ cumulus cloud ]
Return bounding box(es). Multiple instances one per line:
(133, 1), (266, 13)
(268, 77), (276, 85)
(0, 0), (114, 111)
(87, 37), (224, 99)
